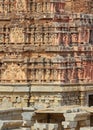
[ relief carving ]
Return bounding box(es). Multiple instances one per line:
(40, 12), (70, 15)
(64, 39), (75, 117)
(78, 69), (84, 81)
(0, 35), (4, 43)
(1, 97), (12, 108)
(37, 3), (42, 12)
(78, 28), (89, 43)
(71, 33), (78, 43)
(35, 34), (42, 43)
(45, 69), (50, 82)
(16, 0), (27, 12)
(10, 27), (24, 43)
(1, 63), (26, 82)
(67, 69), (72, 83)
(61, 69), (66, 82)
(63, 34), (70, 46)
(53, 69), (58, 81)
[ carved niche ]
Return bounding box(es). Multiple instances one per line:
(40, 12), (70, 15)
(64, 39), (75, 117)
(10, 27), (24, 43)
(1, 63), (26, 82)
(16, 0), (27, 12)
(0, 96), (12, 108)
(78, 28), (90, 43)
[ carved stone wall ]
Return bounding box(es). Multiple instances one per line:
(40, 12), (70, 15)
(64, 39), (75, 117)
(0, 0), (92, 109)
(0, 91), (29, 109)
(1, 63), (26, 83)
(30, 92), (80, 108)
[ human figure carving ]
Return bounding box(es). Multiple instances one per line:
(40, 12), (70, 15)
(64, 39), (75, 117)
(53, 69), (58, 81)
(63, 34), (69, 46)
(67, 69), (72, 83)
(78, 69), (84, 82)
(1, 63), (26, 82)
(71, 33), (78, 43)
(61, 69), (66, 82)
(16, 0), (27, 12)
(10, 27), (24, 43)
(45, 69), (50, 82)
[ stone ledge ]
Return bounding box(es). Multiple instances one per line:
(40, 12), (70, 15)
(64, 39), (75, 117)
(0, 107), (34, 114)
(0, 82), (93, 86)
(0, 86), (29, 93)
(0, 83), (92, 93)
(31, 86), (80, 92)
(0, 86), (93, 93)
(0, 120), (23, 130)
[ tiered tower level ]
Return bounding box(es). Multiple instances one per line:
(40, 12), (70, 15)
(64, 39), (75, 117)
(0, 0), (92, 109)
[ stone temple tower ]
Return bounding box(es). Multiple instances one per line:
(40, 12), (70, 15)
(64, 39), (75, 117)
(0, 0), (92, 129)
(0, 0), (92, 109)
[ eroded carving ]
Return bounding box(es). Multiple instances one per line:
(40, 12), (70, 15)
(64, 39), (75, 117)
(10, 27), (24, 43)
(1, 63), (26, 82)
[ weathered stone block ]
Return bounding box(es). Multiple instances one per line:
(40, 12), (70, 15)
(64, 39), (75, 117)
(22, 112), (35, 121)
(64, 112), (90, 121)
(62, 121), (77, 129)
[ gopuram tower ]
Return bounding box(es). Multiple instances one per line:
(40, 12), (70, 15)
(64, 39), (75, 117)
(0, 0), (92, 129)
